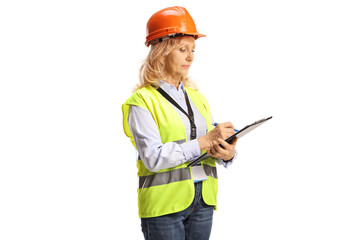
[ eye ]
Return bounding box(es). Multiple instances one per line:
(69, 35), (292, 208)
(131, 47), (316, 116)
(179, 48), (186, 52)
(192, 49), (195, 53)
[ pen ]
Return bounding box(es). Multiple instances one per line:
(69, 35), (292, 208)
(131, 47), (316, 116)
(213, 122), (239, 132)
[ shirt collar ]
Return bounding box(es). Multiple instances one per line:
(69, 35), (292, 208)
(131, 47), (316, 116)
(159, 81), (185, 94)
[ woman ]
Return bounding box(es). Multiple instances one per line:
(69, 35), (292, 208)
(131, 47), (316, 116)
(122, 6), (238, 240)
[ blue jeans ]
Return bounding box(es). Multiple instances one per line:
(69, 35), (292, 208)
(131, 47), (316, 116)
(141, 181), (214, 240)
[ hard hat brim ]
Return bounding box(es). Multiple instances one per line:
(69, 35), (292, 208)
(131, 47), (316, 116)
(145, 33), (206, 47)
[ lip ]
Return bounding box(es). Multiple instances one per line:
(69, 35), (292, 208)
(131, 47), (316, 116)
(182, 65), (190, 69)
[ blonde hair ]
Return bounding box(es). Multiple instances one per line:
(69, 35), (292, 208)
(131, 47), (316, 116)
(134, 37), (198, 92)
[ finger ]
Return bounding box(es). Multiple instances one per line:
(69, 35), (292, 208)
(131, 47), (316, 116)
(210, 142), (218, 152)
(211, 140), (220, 153)
(207, 146), (219, 158)
(224, 131), (235, 139)
(218, 124), (235, 139)
(217, 138), (236, 156)
(213, 140), (228, 155)
(221, 122), (235, 129)
(230, 136), (238, 146)
(210, 141), (223, 157)
(218, 138), (231, 149)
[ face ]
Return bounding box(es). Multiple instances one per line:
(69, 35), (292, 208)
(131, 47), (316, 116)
(164, 37), (196, 81)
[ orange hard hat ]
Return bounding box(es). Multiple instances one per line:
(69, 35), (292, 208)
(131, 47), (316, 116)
(145, 6), (206, 47)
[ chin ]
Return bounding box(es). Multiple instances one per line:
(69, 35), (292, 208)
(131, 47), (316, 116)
(182, 69), (190, 75)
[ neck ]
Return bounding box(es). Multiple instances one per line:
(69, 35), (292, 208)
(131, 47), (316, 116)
(164, 77), (181, 90)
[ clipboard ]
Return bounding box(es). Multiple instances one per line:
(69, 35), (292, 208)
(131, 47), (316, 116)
(188, 116), (272, 167)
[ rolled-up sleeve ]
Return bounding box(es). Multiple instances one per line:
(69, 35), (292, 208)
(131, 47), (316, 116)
(179, 139), (201, 161)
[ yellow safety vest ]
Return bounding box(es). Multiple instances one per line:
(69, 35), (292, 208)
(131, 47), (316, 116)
(122, 85), (218, 218)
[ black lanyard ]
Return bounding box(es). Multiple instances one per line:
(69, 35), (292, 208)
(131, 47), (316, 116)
(156, 87), (197, 140)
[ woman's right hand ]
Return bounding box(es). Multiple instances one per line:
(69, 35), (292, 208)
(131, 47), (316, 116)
(198, 122), (235, 151)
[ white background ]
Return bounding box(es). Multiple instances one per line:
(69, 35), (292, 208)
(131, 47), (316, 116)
(1, 0), (359, 239)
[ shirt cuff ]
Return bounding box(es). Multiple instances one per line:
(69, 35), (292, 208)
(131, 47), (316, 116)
(179, 139), (201, 161)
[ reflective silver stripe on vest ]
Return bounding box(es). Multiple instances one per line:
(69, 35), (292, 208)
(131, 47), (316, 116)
(174, 139), (186, 144)
(139, 168), (191, 189)
(203, 164), (218, 179)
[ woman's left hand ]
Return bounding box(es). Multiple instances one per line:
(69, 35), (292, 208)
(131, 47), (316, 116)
(207, 137), (238, 161)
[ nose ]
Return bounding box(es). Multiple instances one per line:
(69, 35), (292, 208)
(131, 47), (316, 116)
(186, 51), (193, 62)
